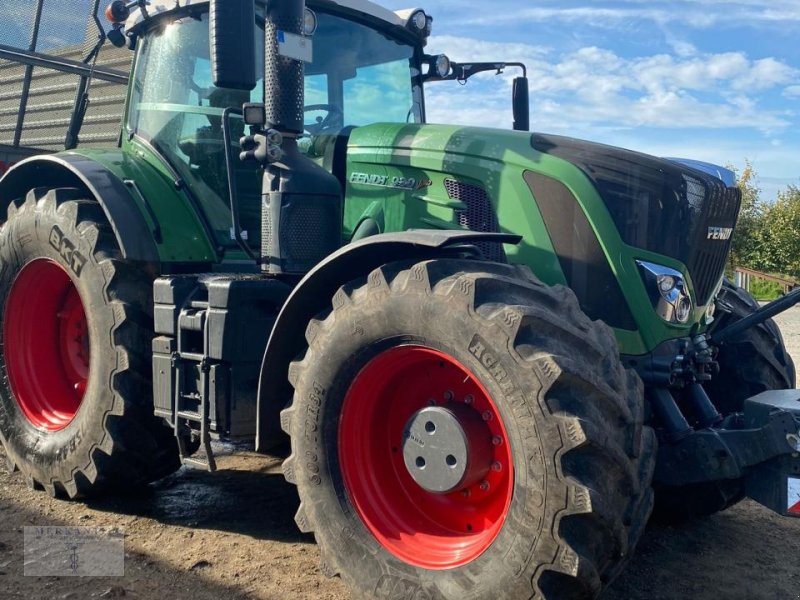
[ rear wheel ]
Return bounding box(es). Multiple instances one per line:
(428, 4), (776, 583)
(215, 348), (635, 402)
(0, 188), (180, 498)
(653, 280), (796, 521)
(282, 259), (655, 600)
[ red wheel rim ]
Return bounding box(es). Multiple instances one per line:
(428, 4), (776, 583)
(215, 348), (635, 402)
(339, 346), (514, 570)
(3, 259), (90, 431)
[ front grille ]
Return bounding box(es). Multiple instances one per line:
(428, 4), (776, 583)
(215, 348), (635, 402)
(684, 174), (740, 304)
(531, 133), (741, 306)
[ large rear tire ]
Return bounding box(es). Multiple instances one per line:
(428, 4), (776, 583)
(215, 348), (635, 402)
(653, 280), (796, 521)
(0, 188), (180, 498)
(282, 259), (655, 600)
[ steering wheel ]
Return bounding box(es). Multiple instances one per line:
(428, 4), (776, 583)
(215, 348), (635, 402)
(304, 104), (343, 135)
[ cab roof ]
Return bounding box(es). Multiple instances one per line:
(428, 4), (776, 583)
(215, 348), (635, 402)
(125, 0), (423, 32)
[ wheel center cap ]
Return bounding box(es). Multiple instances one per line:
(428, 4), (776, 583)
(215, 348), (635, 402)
(402, 405), (493, 494)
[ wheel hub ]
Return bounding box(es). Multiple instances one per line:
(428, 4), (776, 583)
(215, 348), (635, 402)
(403, 405), (493, 494)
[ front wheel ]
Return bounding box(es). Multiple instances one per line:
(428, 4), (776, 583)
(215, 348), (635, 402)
(282, 260), (655, 600)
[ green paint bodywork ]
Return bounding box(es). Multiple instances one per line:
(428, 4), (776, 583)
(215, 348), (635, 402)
(62, 118), (713, 356)
(57, 118), (711, 357)
(342, 123), (713, 355)
(41, 8), (711, 358)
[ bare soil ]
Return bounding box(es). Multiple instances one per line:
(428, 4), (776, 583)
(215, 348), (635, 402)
(2, 308), (799, 600)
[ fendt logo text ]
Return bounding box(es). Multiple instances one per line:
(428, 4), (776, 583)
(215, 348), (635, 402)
(707, 227), (733, 240)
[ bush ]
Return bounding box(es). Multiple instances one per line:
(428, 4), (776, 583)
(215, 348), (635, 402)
(748, 278), (784, 301)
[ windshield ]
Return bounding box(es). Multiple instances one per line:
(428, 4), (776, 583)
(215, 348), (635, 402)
(127, 9), (420, 248)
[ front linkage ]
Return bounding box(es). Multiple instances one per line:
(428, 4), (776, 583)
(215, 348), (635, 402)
(637, 286), (800, 517)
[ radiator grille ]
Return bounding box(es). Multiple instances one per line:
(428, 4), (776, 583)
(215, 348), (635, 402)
(684, 174), (740, 304)
(531, 133), (741, 306)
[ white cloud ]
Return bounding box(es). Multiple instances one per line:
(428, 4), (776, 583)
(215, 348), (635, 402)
(426, 36), (798, 133)
(665, 37), (698, 59)
(440, 0), (800, 29)
(784, 85), (800, 98)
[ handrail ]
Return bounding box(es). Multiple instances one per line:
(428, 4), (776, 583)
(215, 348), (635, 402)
(0, 44), (129, 85)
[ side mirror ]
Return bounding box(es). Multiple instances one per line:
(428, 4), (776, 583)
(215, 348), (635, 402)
(512, 77), (530, 132)
(209, 0), (256, 90)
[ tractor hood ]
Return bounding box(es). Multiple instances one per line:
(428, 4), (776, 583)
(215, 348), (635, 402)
(343, 122), (738, 355)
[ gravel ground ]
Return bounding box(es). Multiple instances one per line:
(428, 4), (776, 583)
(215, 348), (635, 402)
(773, 306), (800, 363)
(1, 308), (799, 600)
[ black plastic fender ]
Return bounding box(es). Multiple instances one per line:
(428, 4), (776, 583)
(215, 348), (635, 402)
(255, 230), (521, 450)
(0, 154), (159, 263)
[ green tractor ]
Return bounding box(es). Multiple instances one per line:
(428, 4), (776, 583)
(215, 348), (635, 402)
(1, 1), (798, 598)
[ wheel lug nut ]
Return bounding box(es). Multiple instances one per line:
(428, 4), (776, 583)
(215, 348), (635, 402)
(443, 390), (454, 401)
(492, 436), (503, 446)
(482, 411), (493, 421)
(461, 488), (471, 498)
(480, 480), (490, 492)
(464, 395), (474, 405)
(492, 461), (503, 472)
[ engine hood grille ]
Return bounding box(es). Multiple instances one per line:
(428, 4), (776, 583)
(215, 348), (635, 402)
(531, 133), (741, 305)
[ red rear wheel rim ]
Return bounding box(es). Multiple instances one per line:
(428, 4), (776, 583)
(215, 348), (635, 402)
(339, 346), (514, 570)
(3, 259), (90, 431)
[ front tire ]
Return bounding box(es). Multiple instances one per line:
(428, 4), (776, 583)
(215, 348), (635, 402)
(708, 280), (795, 414)
(282, 260), (655, 600)
(0, 188), (180, 498)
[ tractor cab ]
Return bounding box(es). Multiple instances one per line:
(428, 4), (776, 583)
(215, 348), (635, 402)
(114, 0), (527, 258)
(119, 0), (428, 251)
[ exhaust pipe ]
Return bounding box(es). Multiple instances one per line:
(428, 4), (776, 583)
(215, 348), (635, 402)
(261, 0), (342, 276)
(264, 0), (305, 134)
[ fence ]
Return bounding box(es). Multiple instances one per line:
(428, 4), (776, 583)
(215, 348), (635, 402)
(0, 0), (131, 152)
(734, 267), (797, 295)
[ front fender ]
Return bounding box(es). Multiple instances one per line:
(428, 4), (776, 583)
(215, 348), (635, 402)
(255, 230), (521, 450)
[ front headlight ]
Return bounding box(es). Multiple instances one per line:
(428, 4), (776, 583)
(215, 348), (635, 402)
(637, 261), (693, 325)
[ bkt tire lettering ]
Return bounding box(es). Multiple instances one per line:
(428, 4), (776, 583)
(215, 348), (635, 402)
(49, 226), (87, 277)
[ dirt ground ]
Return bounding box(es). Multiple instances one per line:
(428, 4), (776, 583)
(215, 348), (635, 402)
(2, 308), (800, 600)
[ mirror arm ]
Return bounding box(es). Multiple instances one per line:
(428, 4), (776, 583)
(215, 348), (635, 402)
(425, 61), (527, 83)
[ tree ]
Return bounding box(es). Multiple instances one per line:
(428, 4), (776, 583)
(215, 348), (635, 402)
(752, 185), (800, 279)
(729, 160), (765, 270)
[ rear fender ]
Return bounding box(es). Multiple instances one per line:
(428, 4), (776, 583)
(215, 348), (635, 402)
(255, 230), (521, 450)
(0, 154), (159, 262)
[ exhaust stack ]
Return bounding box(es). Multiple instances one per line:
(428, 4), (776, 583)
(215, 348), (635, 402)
(261, 0), (342, 276)
(264, 0), (305, 134)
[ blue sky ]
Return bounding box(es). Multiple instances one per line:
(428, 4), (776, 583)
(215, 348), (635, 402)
(384, 0), (800, 201)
